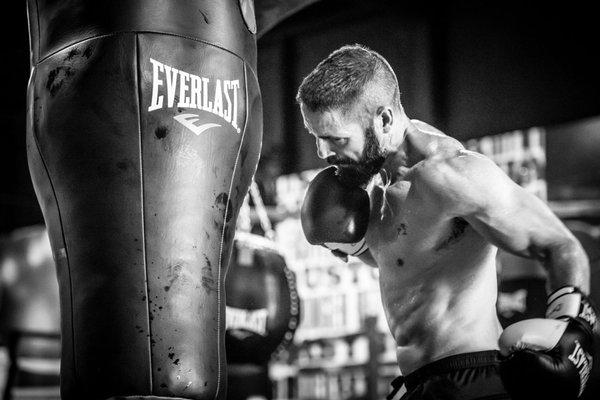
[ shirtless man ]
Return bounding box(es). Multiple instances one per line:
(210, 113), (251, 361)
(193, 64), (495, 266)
(298, 44), (597, 399)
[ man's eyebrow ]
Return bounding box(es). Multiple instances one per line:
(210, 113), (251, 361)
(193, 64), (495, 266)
(321, 132), (348, 139)
(315, 134), (337, 140)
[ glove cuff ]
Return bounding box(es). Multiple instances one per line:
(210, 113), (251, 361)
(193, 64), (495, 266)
(324, 237), (369, 257)
(546, 286), (597, 329)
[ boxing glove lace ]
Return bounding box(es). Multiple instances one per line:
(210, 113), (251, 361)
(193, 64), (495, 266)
(301, 166), (369, 257)
(499, 286), (597, 399)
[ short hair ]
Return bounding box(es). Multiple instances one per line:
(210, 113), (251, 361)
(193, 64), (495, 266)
(296, 44), (401, 114)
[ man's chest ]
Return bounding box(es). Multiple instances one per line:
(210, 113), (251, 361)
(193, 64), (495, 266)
(365, 182), (466, 264)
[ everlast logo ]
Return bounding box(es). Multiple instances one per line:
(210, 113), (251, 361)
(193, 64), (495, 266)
(147, 58), (242, 135)
(226, 306), (268, 336)
(568, 340), (592, 397)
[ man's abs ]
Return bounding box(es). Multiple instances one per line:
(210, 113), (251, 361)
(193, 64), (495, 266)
(379, 242), (502, 374)
(367, 188), (503, 374)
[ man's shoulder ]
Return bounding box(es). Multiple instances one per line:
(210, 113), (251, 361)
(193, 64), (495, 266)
(412, 148), (494, 184)
(409, 149), (504, 211)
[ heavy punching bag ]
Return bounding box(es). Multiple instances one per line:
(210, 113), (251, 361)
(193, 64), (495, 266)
(225, 231), (300, 365)
(25, 1), (262, 399)
(225, 230), (300, 400)
(0, 226), (61, 399)
(0, 226), (60, 338)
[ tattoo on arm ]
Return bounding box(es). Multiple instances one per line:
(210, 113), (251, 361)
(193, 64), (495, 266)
(435, 218), (469, 251)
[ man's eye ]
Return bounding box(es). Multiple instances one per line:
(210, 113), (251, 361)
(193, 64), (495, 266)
(332, 138), (348, 145)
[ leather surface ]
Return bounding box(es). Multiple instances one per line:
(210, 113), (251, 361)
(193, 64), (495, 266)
(26, 0), (257, 68)
(225, 233), (299, 364)
(26, 6), (262, 399)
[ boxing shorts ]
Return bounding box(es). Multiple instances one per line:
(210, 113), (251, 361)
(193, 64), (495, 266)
(387, 351), (511, 400)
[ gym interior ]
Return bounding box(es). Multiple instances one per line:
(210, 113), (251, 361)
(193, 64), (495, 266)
(1, 1), (599, 399)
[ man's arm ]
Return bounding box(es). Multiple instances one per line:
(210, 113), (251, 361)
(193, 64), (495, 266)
(420, 151), (596, 399)
(418, 151), (590, 293)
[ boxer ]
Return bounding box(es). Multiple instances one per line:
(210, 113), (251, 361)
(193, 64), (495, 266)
(298, 44), (595, 399)
(25, 1), (262, 399)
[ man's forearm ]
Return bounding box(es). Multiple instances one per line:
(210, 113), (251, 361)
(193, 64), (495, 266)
(544, 238), (590, 294)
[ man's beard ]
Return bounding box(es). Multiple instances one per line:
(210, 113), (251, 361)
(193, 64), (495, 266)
(327, 126), (386, 187)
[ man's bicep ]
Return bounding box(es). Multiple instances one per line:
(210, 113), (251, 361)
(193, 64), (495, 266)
(421, 153), (571, 258)
(444, 154), (589, 292)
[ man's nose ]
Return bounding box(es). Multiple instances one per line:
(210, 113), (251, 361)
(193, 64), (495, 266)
(316, 139), (334, 159)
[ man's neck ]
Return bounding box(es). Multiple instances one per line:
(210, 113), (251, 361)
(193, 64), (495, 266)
(379, 123), (425, 184)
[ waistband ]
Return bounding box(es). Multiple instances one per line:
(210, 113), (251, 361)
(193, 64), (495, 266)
(395, 350), (502, 392)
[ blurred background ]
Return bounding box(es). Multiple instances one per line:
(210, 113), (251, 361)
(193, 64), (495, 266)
(1, 0), (600, 399)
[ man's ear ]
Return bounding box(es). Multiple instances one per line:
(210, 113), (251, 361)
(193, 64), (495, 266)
(377, 106), (394, 133)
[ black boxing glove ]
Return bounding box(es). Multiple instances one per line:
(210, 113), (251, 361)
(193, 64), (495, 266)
(301, 166), (369, 258)
(499, 286), (597, 399)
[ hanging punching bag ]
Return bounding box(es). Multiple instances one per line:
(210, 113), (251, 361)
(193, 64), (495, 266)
(0, 226), (60, 338)
(25, 1), (262, 399)
(224, 231), (300, 400)
(225, 231), (300, 365)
